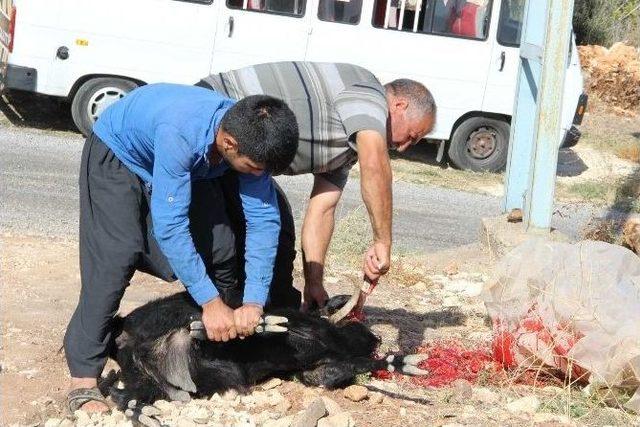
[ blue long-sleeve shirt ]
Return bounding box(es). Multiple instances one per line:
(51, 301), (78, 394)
(93, 83), (280, 306)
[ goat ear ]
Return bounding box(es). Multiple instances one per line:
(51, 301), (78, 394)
(154, 330), (197, 393)
(115, 331), (130, 349)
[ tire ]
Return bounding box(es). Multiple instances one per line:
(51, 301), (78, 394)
(71, 77), (139, 136)
(448, 116), (510, 172)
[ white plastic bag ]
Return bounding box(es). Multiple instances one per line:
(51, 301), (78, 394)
(483, 239), (640, 410)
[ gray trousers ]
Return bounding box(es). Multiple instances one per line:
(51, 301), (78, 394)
(64, 134), (299, 378)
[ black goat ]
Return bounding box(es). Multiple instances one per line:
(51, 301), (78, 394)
(108, 292), (428, 425)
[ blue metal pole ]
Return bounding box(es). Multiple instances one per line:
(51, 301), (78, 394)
(524, 0), (575, 232)
(503, 0), (575, 233)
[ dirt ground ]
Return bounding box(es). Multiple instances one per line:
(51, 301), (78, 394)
(2, 233), (638, 427)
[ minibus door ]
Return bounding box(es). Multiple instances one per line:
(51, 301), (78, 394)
(211, 0), (312, 73)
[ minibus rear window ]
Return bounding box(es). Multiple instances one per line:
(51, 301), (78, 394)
(497, 0), (524, 46)
(318, 0), (363, 25)
(372, 0), (492, 41)
(227, 0), (306, 17)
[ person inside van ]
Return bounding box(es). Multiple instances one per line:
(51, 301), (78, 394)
(197, 62), (436, 313)
(63, 83), (299, 413)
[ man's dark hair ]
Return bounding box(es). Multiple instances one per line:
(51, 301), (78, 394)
(220, 95), (298, 175)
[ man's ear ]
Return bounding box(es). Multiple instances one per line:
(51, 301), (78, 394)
(221, 132), (239, 154)
(390, 96), (409, 113)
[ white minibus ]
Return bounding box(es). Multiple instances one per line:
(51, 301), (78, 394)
(2, 0), (587, 171)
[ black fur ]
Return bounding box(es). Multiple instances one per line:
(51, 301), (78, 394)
(108, 292), (392, 409)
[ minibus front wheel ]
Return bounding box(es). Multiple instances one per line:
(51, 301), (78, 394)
(448, 116), (510, 172)
(71, 77), (139, 136)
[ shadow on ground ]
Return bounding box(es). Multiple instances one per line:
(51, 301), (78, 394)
(366, 305), (467, 352)
(0, 90), (78, 133)
(390, 140), (449, 168)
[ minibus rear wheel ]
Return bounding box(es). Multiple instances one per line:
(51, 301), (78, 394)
(71, 77), (139, 136)
(448, 116), (510, 172)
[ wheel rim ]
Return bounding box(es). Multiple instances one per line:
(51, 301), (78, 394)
(466, 127), (498, 160)
(87, 87), (127, 122)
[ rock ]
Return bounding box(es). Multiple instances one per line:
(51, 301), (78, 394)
(262, 378), (283, 390)
(533, 412), (572, 425)
(44, 419), (62, 427)
(268, 390), (285, 406)
(472, 387), (499, 404)
(153, 399), (175, 414)
(292, 398), (327, 427)
(58, 420), (74, 427)
(110, 409), (127, 423)
(255, 410), (276, 424)
(369, 392), (384, 405)
(399, 407), (407, 417)
(507, 396), (541, 414)
(222, 389), (239, 401)
(321, 397), (342, 415)
(253, 390), (270, 407)
(241, 394), (256, 406)
(450, 379), (473, 403)
(317, 412), (356, 427)
(443, 262), (459, 276)
(181, 405), (209, 419)
(412, 281), (428, 291)
(264, 415), (295, 427)
(176, 419), (197, 427)
(73, 410), (91, 427)
(442, 295), (461, 307)
(275, 398), (293, 414)
(302, 389), (320, 407)
(343, 385), (368, 402)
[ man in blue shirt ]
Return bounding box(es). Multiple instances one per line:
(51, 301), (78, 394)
(63, 83), (298, 413)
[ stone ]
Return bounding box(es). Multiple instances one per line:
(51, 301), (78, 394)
(255, 410), (276, 424)
(343, 385), (368, 402)
(275, 398), (293, 414)
(443, 262), (459, 276)
(222, 389), (239, 401)
(321, 397), (342, 415)
(73, 410), (91, 427)
(506, 396), (541, 414)
(268, 390), (285, 407)
(58, 420), (74, 427)
(292, 398), (327, 427)
(253, 391), (270, 407)
(302, 389), (321, 407)
(176, 419), (197, 427)
(153, 399), (175, 414)
(533, 412), (572, 425)
(472, 387), (499, 404)
(412, 281), (428, 291)
(44, 419), (62, 427)
(442, 295), (461, 307)
(110, 409), (127, 423)
(399, 407), (407, 417)
(450, 379), (473, 403)
(261, 378), (283, 390)
(317, 412), (356, 427)
(264, 415), (295, 427)
(369, 392), (384, 405)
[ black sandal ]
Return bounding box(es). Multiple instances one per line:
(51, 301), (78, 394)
(67, 387), (110, 413)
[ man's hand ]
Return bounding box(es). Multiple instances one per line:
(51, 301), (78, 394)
(302, 283), (330, 312)
(201, 297), (237, 342)
(363, 242), (391, 282)
(234, 304), (263, 338)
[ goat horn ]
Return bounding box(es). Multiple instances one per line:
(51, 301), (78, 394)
(402, 365), (430, 376)
(263, 315), (288, 325)
(403, 354), (429, 366)
(256, 324), (288, 333)
(328, 280), (363, 324)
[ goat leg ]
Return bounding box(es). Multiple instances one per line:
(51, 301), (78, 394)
(383, 354), (430, 376)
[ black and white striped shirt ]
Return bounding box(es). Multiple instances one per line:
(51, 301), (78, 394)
(198, 62), (388, 188)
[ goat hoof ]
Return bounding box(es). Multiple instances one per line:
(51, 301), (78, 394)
(401, 353), (429, 376)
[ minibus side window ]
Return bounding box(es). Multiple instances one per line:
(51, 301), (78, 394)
(497, 0), (524, 46)
(227, 0), (306, 16)
(318, 0), (363, 25)
(173, 0), (214, 4)
(372, 0), (492, 41)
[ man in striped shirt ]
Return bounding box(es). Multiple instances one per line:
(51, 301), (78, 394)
(197, 62), (435, 311)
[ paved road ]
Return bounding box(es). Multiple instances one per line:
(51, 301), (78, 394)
(0, 127), (597, 253)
